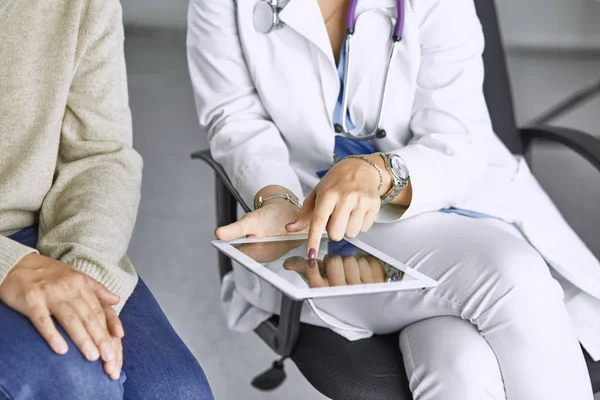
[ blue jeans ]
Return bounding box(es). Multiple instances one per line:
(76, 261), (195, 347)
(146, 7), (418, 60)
(0, 226), (214, 400)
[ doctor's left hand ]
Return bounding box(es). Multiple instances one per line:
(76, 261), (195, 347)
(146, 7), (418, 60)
(215, 185), (303, 241)
(287, 154), (390, 257)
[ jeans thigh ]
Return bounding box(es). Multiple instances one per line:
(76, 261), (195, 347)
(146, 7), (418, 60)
(0, 300), (123, 400)
(120, 279), (214, 400)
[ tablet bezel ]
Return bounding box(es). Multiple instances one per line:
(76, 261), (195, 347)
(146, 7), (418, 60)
(211, 234), (438, 301)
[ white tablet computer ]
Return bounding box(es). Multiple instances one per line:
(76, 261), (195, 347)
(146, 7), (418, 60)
(211, 234), (437, 301)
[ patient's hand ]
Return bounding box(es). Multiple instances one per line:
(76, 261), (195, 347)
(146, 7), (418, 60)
(0, 254), (124, 380)
(283, 254), (387, 287)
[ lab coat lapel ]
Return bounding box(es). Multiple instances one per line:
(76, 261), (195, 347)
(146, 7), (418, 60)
(279, 0), (339, 124)
(278, 0), (334, 66)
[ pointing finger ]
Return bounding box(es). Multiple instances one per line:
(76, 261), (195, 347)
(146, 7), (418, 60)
(306, 195), (335, 259)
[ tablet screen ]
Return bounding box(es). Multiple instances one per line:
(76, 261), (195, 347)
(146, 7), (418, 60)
(232, 237), (411, 289)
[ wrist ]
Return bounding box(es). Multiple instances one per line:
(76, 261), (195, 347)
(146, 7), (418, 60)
(254, 185), (300, 210)
(364, 154), (393, 197)
(13, 253), (42, 270)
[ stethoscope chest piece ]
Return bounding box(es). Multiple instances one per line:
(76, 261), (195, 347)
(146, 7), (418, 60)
(254, 0), (283, 34)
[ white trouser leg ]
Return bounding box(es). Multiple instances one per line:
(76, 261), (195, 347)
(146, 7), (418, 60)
(400, 316), (505, 400)
(313, 213), (593, 400)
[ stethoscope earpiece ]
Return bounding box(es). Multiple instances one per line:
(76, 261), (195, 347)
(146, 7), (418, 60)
(334, 124), (344, 134)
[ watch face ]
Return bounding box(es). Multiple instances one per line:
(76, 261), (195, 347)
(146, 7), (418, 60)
(390, 154), (409, 181)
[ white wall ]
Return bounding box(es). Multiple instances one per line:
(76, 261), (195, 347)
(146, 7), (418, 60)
(120, 0), (600, 50)
(495, 0), (600, 51)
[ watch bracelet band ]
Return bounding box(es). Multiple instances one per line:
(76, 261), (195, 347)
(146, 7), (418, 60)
(344, 155), (383, 191)
(255, 193), (301, 210)
(379, 153), (409, 205)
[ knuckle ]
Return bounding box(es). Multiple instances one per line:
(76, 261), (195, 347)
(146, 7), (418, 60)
(62, 311), (78, 326)
(358, 196), (374, 210)
(86, 307), (104, 323)
(341, 192), (357, 204)
(22, 288), (42, 306)
(94, 307), (105, 319)
(345, 229), (358, 239)
(355, 197), (366, 209)
(81, 339), (96, 351)
(100, 337), (113, 348)
(313, 215), (329, 227)
(69, 273), (86, 287)
(320, 191), (338, 204)
(35, 314), (51, 328)
(328, 230), (343, 242)
(371, 199), (381, 210)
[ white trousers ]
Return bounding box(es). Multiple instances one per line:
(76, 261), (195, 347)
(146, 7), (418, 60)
(311, 213), (594, 400)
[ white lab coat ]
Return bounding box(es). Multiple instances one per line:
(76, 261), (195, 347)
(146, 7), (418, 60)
(187, 0), (600, 360)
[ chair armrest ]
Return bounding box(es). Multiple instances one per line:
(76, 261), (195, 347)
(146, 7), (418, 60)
(192, 148), (302, 357)
(191, 149), (251, 213)
(520, 125), (600, 172)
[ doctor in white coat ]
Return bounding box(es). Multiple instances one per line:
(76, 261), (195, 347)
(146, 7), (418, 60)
(187, 0), (600, 398)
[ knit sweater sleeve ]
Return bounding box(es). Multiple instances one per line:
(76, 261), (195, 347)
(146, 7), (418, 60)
(36, 0), (143, 313)
(0, 237), (39, 289)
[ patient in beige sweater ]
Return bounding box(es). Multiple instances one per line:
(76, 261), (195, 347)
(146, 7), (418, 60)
(0, 0), (213, 397)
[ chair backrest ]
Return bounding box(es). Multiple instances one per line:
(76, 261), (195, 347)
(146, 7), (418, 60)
(474, 0), (524, 155)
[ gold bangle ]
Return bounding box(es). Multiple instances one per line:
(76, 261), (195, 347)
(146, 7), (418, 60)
(345, 155), (383, 191)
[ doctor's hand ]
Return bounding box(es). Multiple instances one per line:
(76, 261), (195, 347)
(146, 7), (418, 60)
(215, 185), (304, 241)
(286, 155), (389, 257)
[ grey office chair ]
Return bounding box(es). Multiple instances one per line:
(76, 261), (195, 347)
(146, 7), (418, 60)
(192, 0), (600, 398)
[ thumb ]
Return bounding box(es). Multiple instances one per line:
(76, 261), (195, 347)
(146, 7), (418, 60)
(286, 191), (315, 233)
(215, 216), (254, 241)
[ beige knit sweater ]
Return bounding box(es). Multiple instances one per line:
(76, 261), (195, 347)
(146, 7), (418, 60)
(0, 0), (142, 311)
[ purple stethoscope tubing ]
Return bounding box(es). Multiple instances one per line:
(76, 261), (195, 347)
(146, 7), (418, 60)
(346, 0), (405, 41)
(335, 0), (406, 141)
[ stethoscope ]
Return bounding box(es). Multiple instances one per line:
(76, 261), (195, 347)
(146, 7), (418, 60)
(254, 0), (405, 142)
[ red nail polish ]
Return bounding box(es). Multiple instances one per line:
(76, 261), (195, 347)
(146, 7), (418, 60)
(308, 259), (316, 268)
(308, 248), (316, 260)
